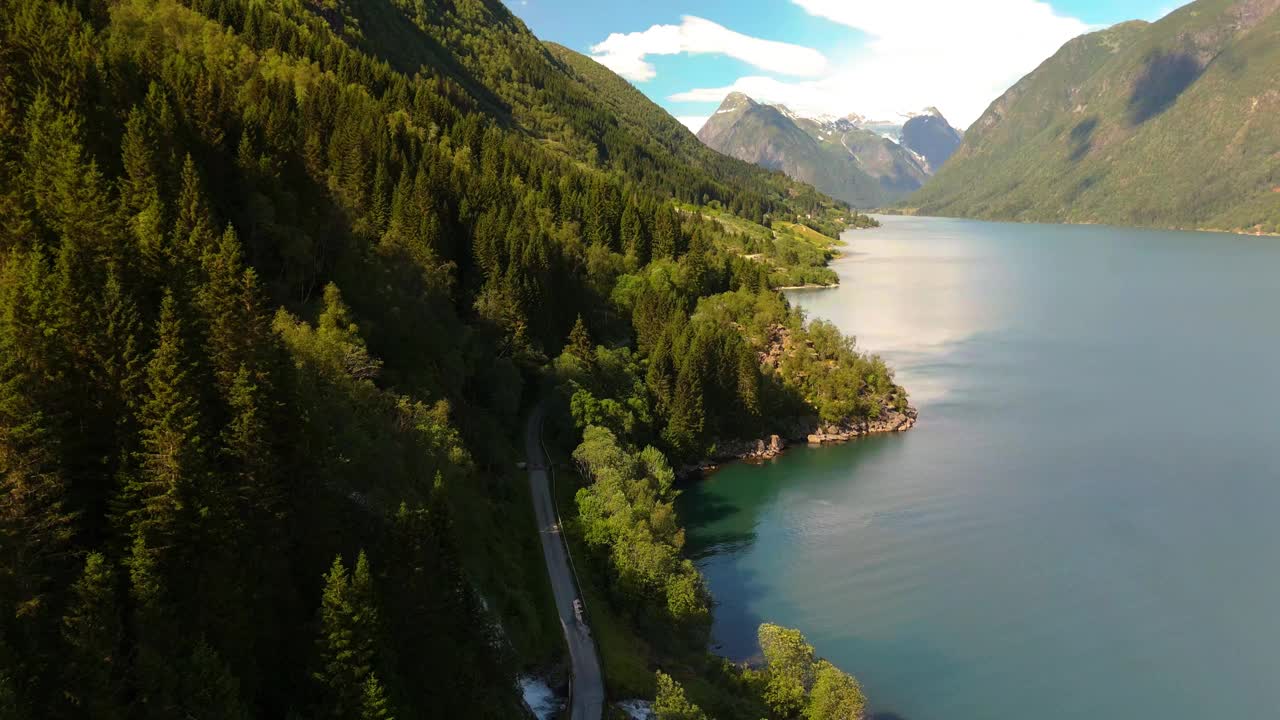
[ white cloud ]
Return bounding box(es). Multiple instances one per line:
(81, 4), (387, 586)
(589, 16), (828, 82)
(675, 115), (709, 133)
(670, 0), (1090, 128)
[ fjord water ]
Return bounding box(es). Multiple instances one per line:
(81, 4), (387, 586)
(679, 215), (1280, 720)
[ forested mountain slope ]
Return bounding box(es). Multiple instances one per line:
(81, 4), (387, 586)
(908, 0), (1280, 233)
(0, 0), (893, 718)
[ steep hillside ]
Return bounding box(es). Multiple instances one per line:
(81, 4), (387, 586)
(698, 93), (892, 207)
(0, 0), (888, 718)
(542, 43), (852, 226)
(901, 109), (963, 171)
(908, 0), (1280, 233)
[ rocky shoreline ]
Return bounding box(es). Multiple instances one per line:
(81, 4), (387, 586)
(681, 405), (918, 476)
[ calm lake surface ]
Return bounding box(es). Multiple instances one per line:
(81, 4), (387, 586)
(679, 215), (1280, 720)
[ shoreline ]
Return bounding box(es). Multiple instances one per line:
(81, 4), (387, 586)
(882, 209), (1280, 238)
(772, 282), (837, 290)
(679, 405), (919, 478)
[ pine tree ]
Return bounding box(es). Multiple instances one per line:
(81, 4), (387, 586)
(180, 639), (251, 720)
(735, 342), (761, 419)
(620, 200), (649, 264)
(128, 534), (179, 719)
(119, 106), (169, 278)
(200, 225), (273, 395)
(663, 355), (705, 459)
(0, 412), (74, 620)
(567, 314), (593, 361)
(98, 268), (147, 422)
(21, 94), (118, 256)
(0, 77), (31, 252)
(0, 250), (75, 622)
(173, 155), (216, 271)
(61, 552), (125, 719)
(123, 290), (204, 556)
(368, 160), (391, 238)
(645, 331), (677, 413)
(222, 364), (276, 514)
(314, 552), (381, 719)
(360, 673), (395, 720)
(652, 204), (680, 260)
(120, 107), (160, 214)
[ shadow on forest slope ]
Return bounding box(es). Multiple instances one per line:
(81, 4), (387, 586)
(1128, 50), (1203, 126)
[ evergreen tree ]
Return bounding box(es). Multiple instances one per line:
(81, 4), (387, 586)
(0, 77), (30, 252)
(173, 155), (216, 272)
(21, 94), (118, 257)
(652, 204), (679, 260)
(314, 552), (381, 719)
(567, 314), (593, 361)
(128, 535), (179, 718)
(735, 342), (761, 419)
(360, 673), (395, 720)
(663, 355), (705, 459)
(61, 552), (124, 719)
(200, 225), (272, 395)
(119, 107), (169, 279)
(180, 639), (251, 720)
(0, 250), (75, 622)
(121, 290), (205, 558)
(120, 107), (160, 213)
(620, 200), (649, 264)
(222, 364), (277, 515)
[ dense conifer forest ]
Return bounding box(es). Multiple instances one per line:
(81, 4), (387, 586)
(0, 0), (899, 717)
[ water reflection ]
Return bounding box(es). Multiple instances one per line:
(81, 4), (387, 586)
(682, 216), (1280, 720)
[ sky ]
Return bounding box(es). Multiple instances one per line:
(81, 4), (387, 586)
(506, 0), (1185, 132)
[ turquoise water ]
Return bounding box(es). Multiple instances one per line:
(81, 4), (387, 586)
(679, 216), (1280, 720)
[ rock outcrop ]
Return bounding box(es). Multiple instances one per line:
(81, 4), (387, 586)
(801, 405), (918, 444)
(683, 405), (918, 476)
(679, 322), (918, 476)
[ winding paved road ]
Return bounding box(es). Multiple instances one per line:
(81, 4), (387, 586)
(525, 405), (604, 720)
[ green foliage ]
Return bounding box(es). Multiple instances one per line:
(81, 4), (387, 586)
(654, 670), (710, 720)
(360, 672), (395, 720)
(181, 639), (251, 720)
(567, 314), (594, 362)
(61, 553), (125, 719)
(754, 624), (867, 720)
(759, 624), (817, 717)
(572, 427), (709, 639)
(804, 660), (867, 720)
(314, 552), (381, 719)
(0, 0), (891, 715)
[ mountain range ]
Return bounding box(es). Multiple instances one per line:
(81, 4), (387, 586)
(907, 0), (1280, 234)
(697, 93), (962, 208)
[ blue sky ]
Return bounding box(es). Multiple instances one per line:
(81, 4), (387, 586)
(507, 0), (1184, 131)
